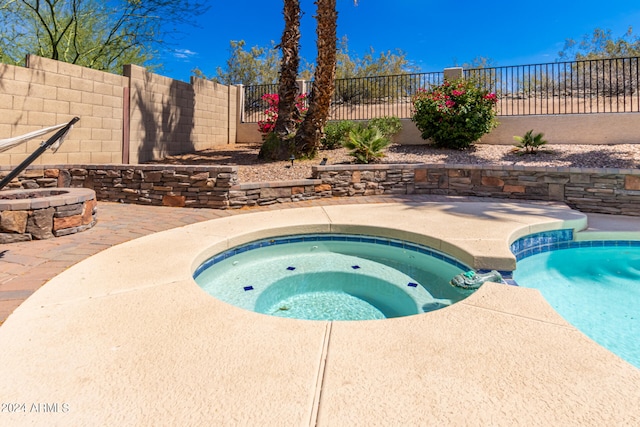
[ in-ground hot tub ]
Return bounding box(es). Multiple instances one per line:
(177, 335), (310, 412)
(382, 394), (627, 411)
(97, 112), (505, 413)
(0, 188), (97, 243)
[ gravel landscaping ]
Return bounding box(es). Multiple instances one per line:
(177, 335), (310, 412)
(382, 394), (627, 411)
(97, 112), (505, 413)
(152, 143), (640, 183)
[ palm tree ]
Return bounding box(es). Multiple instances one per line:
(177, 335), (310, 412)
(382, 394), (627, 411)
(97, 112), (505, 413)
(259, 0), (301, 160)
(292, 0), (338, 158)
(273, 0), (302, 139)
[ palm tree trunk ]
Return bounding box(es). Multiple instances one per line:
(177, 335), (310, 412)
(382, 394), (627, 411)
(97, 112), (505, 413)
(259, 0), (302, 160)
(293, 0), (337, 158)
(273, 0), (301, 138)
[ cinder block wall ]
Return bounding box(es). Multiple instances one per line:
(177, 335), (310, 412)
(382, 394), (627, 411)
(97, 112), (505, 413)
(0, 56), (127, 165)
(125, 65), (238, 163)
(0, 56), (238, 167)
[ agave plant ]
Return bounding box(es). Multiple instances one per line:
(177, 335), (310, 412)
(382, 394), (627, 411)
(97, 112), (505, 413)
(513, 129), (548, 154)
(343, 126), (391, 164)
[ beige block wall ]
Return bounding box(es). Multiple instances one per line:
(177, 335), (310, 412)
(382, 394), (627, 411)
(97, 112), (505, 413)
(125, 65), (237, 163)
(1, 56), (238, 168)
(0, 55), (127, 166)
(396, 115), (640, 145)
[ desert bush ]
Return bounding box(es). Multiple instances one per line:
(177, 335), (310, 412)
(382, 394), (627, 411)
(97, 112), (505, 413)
(322, 120), (357, 149)
(343, 126), (391, 164)
(368, 116), (402, 139)
(411, 79), (498, 150)
(257, 93), (308, 136)
(513, 130), (548, 154)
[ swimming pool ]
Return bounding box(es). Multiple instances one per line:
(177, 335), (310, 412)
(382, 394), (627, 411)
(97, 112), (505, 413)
(194, 234), (474, 321)
(512, 232), (640, 368)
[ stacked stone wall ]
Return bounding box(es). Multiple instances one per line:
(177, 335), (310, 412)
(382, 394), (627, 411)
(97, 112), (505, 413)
(2, 163), (640, 215)
(1, 165), (238, 209)
(228, 181), (333, 208)
(313, 164), (640, 216)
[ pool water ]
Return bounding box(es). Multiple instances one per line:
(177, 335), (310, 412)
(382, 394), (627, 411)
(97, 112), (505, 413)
(514, 246), (640, 368)
(194, 234), (473, 321)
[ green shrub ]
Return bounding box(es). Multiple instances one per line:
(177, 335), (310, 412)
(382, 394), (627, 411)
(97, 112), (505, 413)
(322, 120), (356, 150)
(411, 79), (499, 150)
(368, 116), (402, 139)
(513, 129), (548, 154)
(342, 126), (391, 164)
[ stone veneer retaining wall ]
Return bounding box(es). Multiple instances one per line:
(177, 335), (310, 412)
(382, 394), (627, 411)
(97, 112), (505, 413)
(0, 165), (238, 209)
(312, 164), (640, 216)
(2, 164), (640, 215)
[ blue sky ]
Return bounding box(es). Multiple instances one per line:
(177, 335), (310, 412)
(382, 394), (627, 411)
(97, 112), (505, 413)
(159, 0), (640, 82)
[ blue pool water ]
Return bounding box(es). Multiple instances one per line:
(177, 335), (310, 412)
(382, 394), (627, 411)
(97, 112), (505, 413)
(514, 245), (640, 368)
(194, 234), (474, 321)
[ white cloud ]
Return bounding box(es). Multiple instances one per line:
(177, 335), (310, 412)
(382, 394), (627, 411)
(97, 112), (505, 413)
(173, 49), (198, 61)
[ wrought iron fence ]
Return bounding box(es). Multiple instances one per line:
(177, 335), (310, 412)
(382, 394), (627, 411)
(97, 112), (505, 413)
(242, 57), (640, 123)
(242, 72), (443, 123)
(466, 57), (640, 115)
(242, 83), (279, 123)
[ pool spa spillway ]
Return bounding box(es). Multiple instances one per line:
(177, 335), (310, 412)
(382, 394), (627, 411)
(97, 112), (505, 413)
(194, 234), (476, 321)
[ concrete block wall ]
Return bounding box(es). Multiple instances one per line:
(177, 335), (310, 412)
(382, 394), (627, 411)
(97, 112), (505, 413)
(0, 56), (239, 168)
(124, 65), (239, 163)
(0, 56), (127, 166)
(239, 114), (640, 146)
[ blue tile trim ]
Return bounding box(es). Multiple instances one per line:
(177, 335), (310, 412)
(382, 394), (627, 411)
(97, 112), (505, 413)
(193, 233), (471, 279)
(508, 229), (640, 286)
(510, 229), (574, 261)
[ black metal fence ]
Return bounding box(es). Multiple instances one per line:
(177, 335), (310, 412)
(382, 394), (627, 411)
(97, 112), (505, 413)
(242, 57), (640, 123)
(465, 57), (640, 115)
(242, 83), (279, 123)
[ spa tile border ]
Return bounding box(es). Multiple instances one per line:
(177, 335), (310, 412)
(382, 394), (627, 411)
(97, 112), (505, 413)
(193, 233), (471, 279)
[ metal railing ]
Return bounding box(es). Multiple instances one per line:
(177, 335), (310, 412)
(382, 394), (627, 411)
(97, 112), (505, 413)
(466, 57), (640, 115)
(330, 72), (443, 120)
(242, 57), (640, 122)
(242, 83), (279, 123)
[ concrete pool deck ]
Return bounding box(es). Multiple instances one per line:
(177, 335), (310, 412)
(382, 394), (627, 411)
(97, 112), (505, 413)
(0, 195), (639, 425)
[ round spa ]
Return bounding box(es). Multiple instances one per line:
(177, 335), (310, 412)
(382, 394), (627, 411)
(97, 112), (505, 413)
(194, 234), (477, 321)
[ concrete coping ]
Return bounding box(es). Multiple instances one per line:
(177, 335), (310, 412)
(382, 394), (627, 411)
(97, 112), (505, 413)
(312, 163), (640, 175)
(0, 164), (240, 173)
(232, 179), (323, 190)
(0, 187), (95, 210)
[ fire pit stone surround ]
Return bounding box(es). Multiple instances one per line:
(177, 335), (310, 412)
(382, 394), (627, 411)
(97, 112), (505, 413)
(0, 188), (97, 243)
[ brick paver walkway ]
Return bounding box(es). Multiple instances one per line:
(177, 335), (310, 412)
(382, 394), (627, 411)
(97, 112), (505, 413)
(0, 195), (416, 324)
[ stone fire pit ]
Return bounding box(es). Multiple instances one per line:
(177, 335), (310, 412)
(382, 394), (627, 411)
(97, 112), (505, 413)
(0, 188), (97, 243)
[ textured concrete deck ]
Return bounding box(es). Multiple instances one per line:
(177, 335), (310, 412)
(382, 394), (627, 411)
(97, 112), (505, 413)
(1, 196), (639, 426)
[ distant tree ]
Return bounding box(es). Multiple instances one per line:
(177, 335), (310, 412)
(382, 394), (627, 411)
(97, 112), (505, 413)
(461, 56), (496, 70)
(0, 0), (208, 73)
(208, 40), (280, 85)
(558, 27), (640, 96)
(334, 36), (419, 79)
(558, 27), (640, 60)
(206, 36), (417, 87)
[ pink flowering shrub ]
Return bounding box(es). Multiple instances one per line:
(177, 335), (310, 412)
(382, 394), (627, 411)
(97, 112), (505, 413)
(411, 79), (498, 150)
(257, 93), (308, 136)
